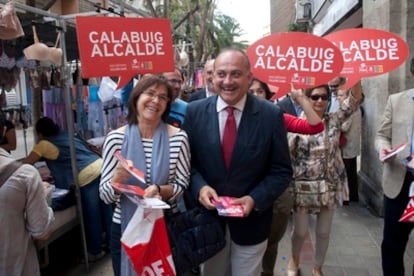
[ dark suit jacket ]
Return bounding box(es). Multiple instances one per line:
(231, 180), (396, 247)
(276, 95), (297, 116)
(188, 89), (207, 102)
(183, 94), (292, 245)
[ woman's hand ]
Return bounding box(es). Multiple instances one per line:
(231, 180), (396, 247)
(289, 83), (306, 104)
(144, 184), (161, 199)
(111, 162), (133, 194)
(290, 83), (323, 124)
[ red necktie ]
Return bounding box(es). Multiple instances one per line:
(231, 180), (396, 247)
(222, 106), (237, 168)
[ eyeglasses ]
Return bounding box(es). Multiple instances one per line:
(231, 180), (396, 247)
(309, 95), (329, 101)
(142, 90), (170, 102)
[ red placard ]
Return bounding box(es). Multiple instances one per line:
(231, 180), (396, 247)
(75, 16), (175, 89)
(247, 32), (344, 99)
(324, 28), (410, 89)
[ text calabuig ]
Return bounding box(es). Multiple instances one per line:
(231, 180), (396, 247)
(252, 45), (336, 73)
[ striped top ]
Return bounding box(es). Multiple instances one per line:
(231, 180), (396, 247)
(99, 127), (191, 224)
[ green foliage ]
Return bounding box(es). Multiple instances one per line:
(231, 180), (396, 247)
(142, 0), (248, 77)
(213, 13), (249, 52)
(287, 22), (308, 32)
(148, 0), (247, 61)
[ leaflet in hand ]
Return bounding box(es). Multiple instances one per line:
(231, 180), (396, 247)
(212, 196), (244, 217)
(111, 181), (145, 196)
(111, 182), (170, 209)
(114, 150), (145, 183)
(380, 142), (408, 161)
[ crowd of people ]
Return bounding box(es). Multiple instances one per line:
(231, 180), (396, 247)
(0, 47), (412, 276)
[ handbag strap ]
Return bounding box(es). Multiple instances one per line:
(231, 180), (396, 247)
(0, 160), (21, 188)
(323, 115), (330, 177)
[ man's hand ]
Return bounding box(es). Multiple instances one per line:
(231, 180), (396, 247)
(231, 196), (255, 216)
(198, 185), (219, 210)
(379, 148), (397, 162)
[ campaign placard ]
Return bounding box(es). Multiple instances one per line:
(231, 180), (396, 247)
(247, 32), (344, 99)
(324, 28), (410, 89)
(75, 16), (175, 89)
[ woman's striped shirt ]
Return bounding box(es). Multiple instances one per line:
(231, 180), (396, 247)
(99, 127), (191, 224)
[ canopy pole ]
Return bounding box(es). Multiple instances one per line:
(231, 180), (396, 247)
(57, 18), (89, 271)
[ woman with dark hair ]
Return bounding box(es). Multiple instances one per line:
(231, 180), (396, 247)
(249, 78), (273, 100)
(22, 116), (112, 263)
(99, 74), (191, 276)
(287, 82), (363, 276)
(249, 78), (324, 135)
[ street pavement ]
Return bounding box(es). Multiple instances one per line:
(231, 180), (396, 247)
(14, 127), (410, 276)
(54, 202), (413, 276)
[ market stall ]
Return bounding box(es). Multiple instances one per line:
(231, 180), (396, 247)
(0, 0), (89, 268)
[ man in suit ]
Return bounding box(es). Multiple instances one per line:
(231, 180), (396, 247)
(375, 89), (414, 276)
(276, 94), (302, 116)
(183, 48), (292, 276)
(327, 76), (346, 112)
(188, 59), (215, 102)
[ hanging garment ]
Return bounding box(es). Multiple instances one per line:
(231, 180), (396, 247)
(0, 0), (24, 40)
(23, 25), (62, 67)
(88, 101), (105, 137)
(0, 67), (19, 91)
(48, 32), (62, 66)
(23, 25), (49, 61)
(0, 41), (16, 69)
(15, 56), (36, 69)
(75, 85), (88, 134)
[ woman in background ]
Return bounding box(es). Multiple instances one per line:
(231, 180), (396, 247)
(22, 117), (112, 263)
(249, 78), (324, 134)
(287, 82), (362, 276)
(337, 89), (363, 203)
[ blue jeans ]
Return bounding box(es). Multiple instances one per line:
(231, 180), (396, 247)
(80, 177), (113, 255)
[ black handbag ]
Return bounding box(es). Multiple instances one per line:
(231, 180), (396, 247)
(165, 193), (225, 275)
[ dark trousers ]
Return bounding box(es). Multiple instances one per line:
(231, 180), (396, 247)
(382, 172), (414, 276)
(111, 222), (121, 276)
(262, 189), (293, 275)
(343, 157), (358, 201)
